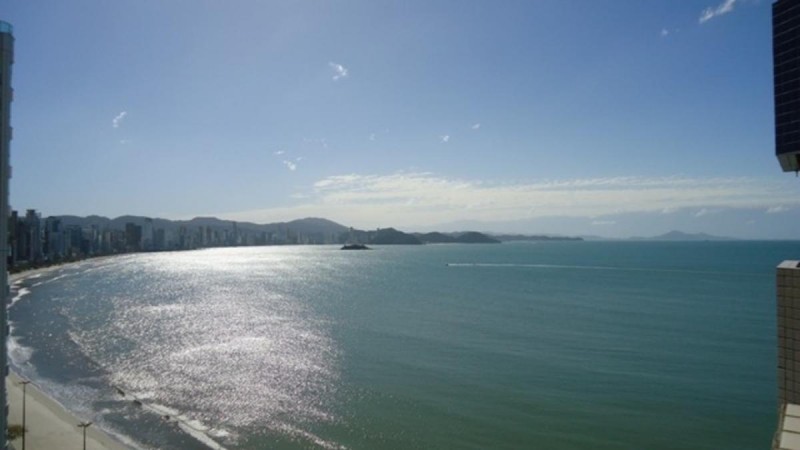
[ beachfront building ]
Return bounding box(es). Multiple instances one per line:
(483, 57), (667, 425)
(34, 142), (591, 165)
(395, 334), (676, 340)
(774, 0), (800, 172)
(0, 20), (13, 450)
(773, 0), (800, 449)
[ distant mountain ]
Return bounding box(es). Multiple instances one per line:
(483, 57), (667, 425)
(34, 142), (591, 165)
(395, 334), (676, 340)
(454, 232), (500, 244)
(577, 235), (614, 241)
(283, 217), (348, 235)
(632, 230), (735, 241)
(491, 234), (583, 242)
(415, 232), (456, 244)
(54, 215), (348, 236)
(414, 231), (500, 244)
(369, 228), (423, 245)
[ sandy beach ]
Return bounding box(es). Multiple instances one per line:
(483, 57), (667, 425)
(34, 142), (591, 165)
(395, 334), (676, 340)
(7, 261), (133, 449)
(6, 372), (130, 450)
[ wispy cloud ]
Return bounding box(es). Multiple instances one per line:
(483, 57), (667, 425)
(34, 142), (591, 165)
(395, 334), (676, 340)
(283, 160), (297, 171)
(112, 111), (127, 128)
(303, 137), (328, 149)
(440, 135), (450, 143)
(329, 62), (348, 81)
(592, 220), (616, 226)
(695, 208), (717, 217)
(369, 133), (376, 141)
(767, 205), (789, 214)
(273, 150), (285, 156)
(699, 0), (737, 24)
(471, 123), (481, 130)
(660, 28), (670, 37)
(219, 173), (800, 229)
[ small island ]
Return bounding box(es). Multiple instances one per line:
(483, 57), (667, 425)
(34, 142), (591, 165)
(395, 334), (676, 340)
(341, 243), (371, 250)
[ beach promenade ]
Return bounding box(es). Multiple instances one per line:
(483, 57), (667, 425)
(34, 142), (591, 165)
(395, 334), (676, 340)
(6, 370), (129, 449)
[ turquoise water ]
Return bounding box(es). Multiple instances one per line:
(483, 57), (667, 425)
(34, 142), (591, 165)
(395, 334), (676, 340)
(7, 241), (797, 449)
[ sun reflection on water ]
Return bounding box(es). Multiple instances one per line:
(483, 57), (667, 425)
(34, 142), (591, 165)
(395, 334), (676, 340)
(72, 247), (344, 445)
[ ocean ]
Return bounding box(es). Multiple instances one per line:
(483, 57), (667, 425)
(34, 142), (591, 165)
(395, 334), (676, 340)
(7, 241), (797, 449)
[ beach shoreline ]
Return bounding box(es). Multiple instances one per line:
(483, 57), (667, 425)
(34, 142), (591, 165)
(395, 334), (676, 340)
(7, 261), (135, 449)
(9, 255), (121, 284)
(6, 371), (132, 449)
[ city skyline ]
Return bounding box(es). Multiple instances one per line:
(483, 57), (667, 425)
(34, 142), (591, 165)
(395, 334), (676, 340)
(2, 0), (798, 238)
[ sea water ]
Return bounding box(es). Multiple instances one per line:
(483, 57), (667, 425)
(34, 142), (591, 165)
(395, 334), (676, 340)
(7, 241), (798, 449)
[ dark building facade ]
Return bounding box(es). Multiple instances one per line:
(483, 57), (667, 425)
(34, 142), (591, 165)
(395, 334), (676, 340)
(0, 20), (12, 450)
(773, 2), (800, 449)
(774, 0), (800, 171)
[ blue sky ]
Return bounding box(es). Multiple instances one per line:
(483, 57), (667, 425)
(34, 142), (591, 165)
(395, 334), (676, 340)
(2, 0), (798, 238)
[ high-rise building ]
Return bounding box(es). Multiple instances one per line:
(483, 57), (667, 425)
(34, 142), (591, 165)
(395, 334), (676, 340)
(0, 20), (13, 450)
(774, 0), (800, 172)
(773, 1), (800, 449)
(24, 209), (41, 263)
(142, 217), (153, 251)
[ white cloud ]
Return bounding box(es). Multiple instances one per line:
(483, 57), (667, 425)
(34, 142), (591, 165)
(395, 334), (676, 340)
(699, 0), (737, 24)
(440, 135), (450, 143)
(273, 150), (285, 156)
(767, 205), (789, 214)
(471, 123), (481, 130)
(660, 28), (670, 37)
(119, 139), (130, 145)
(695, 208), (717, 217)
(329, 62), (348, 81)
(216, 173), (800, 229)
(112, 111), (127, 128)
(283, 160), (297, 171)
(592, 220), (616, 226)
(369, 133), (376, 141)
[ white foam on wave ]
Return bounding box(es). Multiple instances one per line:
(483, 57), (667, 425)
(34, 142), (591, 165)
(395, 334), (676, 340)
(9, 287), (30, 307)
(181, 416), (210, 432)
(7, 324), (33, 365)
(277, 423), (348, 450)
(127, 390), (156, 400)
(208, 428), (231, 438)
(176, 422), (228, 450)
(21, 272), (43, 280)
(124, 398), (232, 450)
(7, 282), (36, 366)
(30, 272), (73, 288)
(147, 402), (235, 443)
(144, 402), (180, 417)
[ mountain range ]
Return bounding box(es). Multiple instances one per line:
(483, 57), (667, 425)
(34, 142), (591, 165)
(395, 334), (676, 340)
(50, 215), (731, 243)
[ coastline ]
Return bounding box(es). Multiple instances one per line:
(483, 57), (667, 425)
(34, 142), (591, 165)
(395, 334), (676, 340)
(7, 261), (134, 449)
(9, 255), (120, 283)
(6, 372), (131, 450)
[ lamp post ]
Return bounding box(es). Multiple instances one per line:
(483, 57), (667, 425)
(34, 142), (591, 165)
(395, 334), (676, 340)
(19, 380), (30, 450)
(77, 421), (92, 450)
